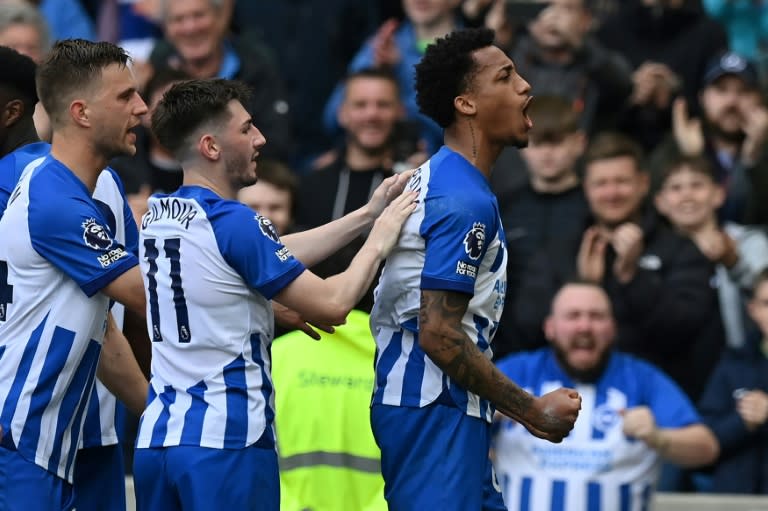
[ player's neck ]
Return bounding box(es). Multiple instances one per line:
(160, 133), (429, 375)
(182, 167), (236, 200)
(49, 133), (107, 194)
(444, 124), (502, 178)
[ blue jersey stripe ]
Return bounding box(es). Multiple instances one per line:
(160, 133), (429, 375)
(81, 384), (102, 446)
(250, 333), (274, 445)
(552, 480), (565, 511)
(63, 340), (101, 479)
(20, 326), (76, 456)
(149, 386), (176, 445)
(587, 481), (601, 511)
(222, 355), (248, 448)
(373, 329), (404, 404)
(0, 346), (5, 363)
(620, 483), (630, 511)
(641, 482), (651, 511)
(180, 380), (208, 445)
(520, 476), (532, 511)
(0, 313), (49, 449)
(137, 384), (158, 441)
(489, 240), (505, 273)
(401, 338), (426, 407)
(449, 379), (469, 414)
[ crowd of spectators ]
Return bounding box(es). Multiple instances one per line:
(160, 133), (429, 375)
(3, 0), (768, 504)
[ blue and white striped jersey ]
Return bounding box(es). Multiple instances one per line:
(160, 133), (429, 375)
(136, 186), (305, 450)
(0, 143), (140, 450)
(370, 146), (507, 422)
(82, 168), (139, 448)
(0, 155), (138, 482)
(493, 349), (700, 511)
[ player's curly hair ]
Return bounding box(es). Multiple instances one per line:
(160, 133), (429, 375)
(415, 27), (495, 129)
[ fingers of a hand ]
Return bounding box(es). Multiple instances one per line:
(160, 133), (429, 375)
(672, 97), (687, 125)
(312, 323), (335, 334)
(299, 323), (322, 341)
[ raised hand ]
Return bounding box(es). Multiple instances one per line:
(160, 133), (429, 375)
(621, 406), (657, 444)
(522, 388), (582, 443)
(736, 389), (768, 431)
(692, 227), (739, 267)
(577, 227), (607, 283)
(672, 97), (704, 156)
(373, 19), (401, 68)
(740, 102), (768, 166)
(610, 223), (644, 283)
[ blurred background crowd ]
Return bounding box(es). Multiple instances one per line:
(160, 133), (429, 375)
(3, 0), (768, 506)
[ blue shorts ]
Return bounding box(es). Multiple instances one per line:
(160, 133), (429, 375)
(371, 403), (506, 510)
(0, 446), (74, 511)
(74, 444), (126, 511)
(133, 444), (279, 511)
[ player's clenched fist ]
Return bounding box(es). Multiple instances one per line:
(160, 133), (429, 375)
(523, 388), (582, 443)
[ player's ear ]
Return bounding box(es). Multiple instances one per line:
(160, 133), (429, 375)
(199, 134), (220, 161)
(454, 94), (476, 117)
(2, 99), (24, 127)
(69, 99), (90, 128)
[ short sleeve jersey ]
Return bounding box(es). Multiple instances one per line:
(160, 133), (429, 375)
(0, 156), (138, 482)
(136, 186), (305, 450)
(370, 146), (508, 422)
(494, 349), (701, 511)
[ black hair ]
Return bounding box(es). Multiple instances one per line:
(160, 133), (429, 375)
(415, 27), (495, 129)
(0, 45), (37, 109)
(151, 78), (252, 157)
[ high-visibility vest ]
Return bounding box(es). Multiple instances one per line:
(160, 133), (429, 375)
(272, 309), (387, 511)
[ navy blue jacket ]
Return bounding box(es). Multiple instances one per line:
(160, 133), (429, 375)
(698, 337), (768, 493)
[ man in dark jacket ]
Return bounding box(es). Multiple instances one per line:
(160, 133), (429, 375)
(149, 0), (293, 161)
(513, 132), (723, 401)
(698, 268), (768, 494)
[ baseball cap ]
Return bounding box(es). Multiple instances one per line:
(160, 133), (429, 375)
(702, 51), (759, 90)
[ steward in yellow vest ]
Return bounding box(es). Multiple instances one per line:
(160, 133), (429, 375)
(272, 309), (387, 511)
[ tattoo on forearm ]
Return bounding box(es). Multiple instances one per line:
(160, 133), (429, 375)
(419, 291), (532, 419)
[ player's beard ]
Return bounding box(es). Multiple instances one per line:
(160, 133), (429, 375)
(226, 151), (257, 190)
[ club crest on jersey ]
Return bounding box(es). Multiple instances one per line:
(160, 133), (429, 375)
(463, 222), (486, 260)
(82, 218), (113, 250)
(257, 215), (280, 243)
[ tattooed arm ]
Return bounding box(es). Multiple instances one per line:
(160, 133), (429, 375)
(419, 289), (581, 442)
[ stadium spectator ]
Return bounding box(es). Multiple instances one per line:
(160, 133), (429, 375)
(514, 132), (724, 401)
(493, 95), (590, 358)
(494, 281), (719, 510)
(655, 153), (768, 349)
(322, 0), (464, 156)
(698, 268), (768, 494)
(148, 0), (293, 161)
(650, 51), (768, 225)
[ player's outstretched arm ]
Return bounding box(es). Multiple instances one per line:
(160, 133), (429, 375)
(281, 171), (413, 267)
(97, 313), (149, 416)
(274, 190), (416, 325)
(102, 266), (147, 319)
(419, 289), (582, 443)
